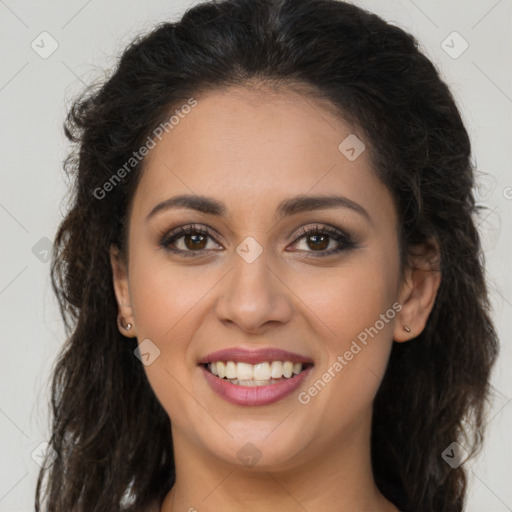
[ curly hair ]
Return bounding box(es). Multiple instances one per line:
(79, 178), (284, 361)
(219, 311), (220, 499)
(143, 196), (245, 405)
(35, 0), (499, 511)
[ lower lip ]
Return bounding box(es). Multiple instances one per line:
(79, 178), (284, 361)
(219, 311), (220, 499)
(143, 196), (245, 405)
(200, 365), (313, 406)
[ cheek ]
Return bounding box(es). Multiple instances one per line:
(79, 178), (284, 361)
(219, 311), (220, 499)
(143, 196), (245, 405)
(128, 246), (212, 340)
(290, 248), (399, 416)
(127, 250), (212, 426)
(292, 246), (399, 346)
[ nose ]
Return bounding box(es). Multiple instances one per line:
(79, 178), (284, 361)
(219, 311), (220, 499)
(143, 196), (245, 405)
(214, 250), (294, 334)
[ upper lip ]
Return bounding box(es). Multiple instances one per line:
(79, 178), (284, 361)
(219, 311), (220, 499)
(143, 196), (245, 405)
(198, 347), (314, 365)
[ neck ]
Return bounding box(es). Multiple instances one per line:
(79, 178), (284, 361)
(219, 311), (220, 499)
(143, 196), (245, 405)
(160, 411), (398, 512)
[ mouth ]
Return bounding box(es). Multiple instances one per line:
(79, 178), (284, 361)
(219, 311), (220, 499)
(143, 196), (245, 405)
(198, 348), (314, 406)
(201, 360), (314, 386)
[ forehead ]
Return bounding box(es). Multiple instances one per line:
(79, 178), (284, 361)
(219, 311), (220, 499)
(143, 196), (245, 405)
(132, 85), (396, 228)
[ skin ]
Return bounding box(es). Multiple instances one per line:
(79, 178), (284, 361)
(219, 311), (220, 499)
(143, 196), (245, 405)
(111, 85), (441, 512)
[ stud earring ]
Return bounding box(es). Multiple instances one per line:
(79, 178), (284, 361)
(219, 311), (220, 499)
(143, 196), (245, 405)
(404, 325), (411, 333)
(118, 316), (132, 331)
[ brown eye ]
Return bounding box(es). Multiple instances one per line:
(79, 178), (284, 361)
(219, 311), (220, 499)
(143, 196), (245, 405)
(160, 225), (221, 256)
(182, 232), (208, 250)
(160, 223), (357, 259)
(304, 233), (330, 251)
(289, 224), (357, 257)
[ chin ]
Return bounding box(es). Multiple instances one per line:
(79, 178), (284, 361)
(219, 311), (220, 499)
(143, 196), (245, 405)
(201, 430), (310, 472)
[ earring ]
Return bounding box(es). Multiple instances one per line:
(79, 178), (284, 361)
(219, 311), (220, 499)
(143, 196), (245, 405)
(118, 316), (132, 331)
(403, 325), (411, 333)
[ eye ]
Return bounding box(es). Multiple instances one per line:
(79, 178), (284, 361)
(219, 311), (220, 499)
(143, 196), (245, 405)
(159, 223), (357, 258)
(288, 224), (357, 257)
(159, 224), (221, 257)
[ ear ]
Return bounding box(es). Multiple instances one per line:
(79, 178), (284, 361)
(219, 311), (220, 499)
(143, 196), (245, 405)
(110, 244), (136, 338)
(393, 241), (442, 342)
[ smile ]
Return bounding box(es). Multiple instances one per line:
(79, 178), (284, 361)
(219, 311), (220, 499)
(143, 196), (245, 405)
(198, 347), (314, 406)
(204, 360), (312, 386)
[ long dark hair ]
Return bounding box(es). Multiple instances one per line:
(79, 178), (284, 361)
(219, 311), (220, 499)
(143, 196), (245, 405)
(35, 0), (499, 511)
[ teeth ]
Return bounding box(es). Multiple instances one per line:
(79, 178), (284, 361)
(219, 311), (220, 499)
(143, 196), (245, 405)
(283, 361), (293, 378)
(207, 361), (305, 381)
(226, 378), (284, 387)
(217, 361), (226, 379)
(225, 361), (237, 379)
(236, 362), (253, 380)
(253, 362), (270, 380)
(270, 361), (283, 379)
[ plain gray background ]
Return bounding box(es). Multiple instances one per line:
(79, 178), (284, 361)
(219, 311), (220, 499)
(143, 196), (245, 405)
(0, 0), (511, 510)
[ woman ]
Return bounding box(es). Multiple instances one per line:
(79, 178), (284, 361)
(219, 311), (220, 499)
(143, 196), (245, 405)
(35, 0), (499, 511)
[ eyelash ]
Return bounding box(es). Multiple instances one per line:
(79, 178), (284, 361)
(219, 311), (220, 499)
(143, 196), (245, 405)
(159, 223), (357, 259)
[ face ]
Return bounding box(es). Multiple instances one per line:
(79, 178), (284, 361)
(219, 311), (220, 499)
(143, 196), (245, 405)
(111, 85), (439, 473)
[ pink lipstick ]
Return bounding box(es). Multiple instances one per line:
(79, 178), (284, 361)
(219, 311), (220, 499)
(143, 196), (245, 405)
(198, 347), (314, 406)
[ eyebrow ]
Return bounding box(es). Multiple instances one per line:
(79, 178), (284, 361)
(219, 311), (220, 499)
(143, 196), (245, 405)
(146, 193), (371, 223)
